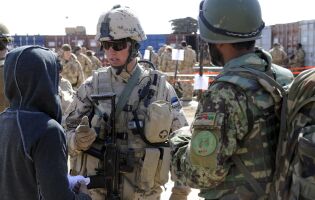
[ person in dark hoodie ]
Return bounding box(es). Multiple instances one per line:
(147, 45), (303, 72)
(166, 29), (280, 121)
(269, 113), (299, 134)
(0, 45), (91, 200)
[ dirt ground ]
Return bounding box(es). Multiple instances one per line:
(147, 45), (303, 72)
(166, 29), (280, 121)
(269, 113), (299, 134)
(160, 100), (204, 200)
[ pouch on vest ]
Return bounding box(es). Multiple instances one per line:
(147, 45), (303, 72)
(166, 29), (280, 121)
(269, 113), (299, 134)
(144, 100), (172, 143)
(289, 125), (315, 199)
(154, 147), (171, 185)
(138, 148), (160, 190)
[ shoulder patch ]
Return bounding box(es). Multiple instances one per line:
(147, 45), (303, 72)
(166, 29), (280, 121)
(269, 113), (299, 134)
(192, 130), (217, 156)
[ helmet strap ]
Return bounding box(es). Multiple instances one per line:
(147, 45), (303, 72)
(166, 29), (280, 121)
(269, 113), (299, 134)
(116, 40), (140, 75)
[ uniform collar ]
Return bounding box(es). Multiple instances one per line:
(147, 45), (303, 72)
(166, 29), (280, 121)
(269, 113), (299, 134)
(223, 51), (269, 72)
(110, 64), (140, 82)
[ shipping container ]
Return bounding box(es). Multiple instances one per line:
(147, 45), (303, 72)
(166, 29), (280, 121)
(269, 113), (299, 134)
(13, 35), (45, 47)
(299, 20), (315, 66)
(256, 25), (272, 51)
(139, 34), (168, 56)
(271, 22), (300, 57)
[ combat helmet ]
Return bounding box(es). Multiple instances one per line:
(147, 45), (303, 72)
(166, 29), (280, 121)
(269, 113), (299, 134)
(198, 0), (265, 44)
(95, 5), (146, 42)
(0, 23), (12, 50)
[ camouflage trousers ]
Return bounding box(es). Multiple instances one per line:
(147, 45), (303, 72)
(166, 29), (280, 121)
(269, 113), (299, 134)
(180, 78), (194, 101)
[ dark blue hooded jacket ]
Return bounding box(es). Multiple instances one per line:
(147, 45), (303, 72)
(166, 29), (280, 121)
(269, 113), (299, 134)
(0, 46), (91, 200)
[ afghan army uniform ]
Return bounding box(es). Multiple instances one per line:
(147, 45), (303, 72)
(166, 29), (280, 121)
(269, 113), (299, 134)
(258, 47), (294, 87)
(289, 48), (305, 68)
(60, 54), (85, 90)
(64, 64), (189, 200)
(269, 46), (288, 67)
(178, 46), (196, 101)
(170, 50), (285, 199)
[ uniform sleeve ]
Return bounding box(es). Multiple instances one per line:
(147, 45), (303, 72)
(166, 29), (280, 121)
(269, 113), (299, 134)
(76, 61), (85, 88)
(33, 124), (91, 200)
(165, 81), (189, 131)
(170, 82), (249, 188)
(64, 79), (94, 156)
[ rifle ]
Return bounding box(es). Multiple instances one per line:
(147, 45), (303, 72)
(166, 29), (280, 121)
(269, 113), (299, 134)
(173, 55), (183, 98)
(86, 92), (120, 200)
(197, 42), (205, 101)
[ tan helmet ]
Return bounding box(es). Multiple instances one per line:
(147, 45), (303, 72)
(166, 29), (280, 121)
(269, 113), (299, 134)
(198, 0), (265, 44)
(146, 46), (154, 51)
(0, 22), (12, 43)
(95, 5), (147, 42)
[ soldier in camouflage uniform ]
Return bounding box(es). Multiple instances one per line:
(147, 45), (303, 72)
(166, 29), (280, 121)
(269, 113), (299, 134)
(169, 0), (288, 199)
(0, 23), (12, 112)
(86, 50), (102, 71)
(269, 43), (288, 67)
(64, 5), (188, 200)
(178, 41), (196, 101)
(143, 45), (159, 69)
(73, 46), (93, 79)
(59, 75), (74, 125)
(289, 43), (305, 68)
(59, 44), (85, 90)
(159, 46), (177, 83)
(273, 69), (315, 199)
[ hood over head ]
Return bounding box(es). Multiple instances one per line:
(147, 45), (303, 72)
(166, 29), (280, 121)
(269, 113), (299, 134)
(4, 45), (62, 123)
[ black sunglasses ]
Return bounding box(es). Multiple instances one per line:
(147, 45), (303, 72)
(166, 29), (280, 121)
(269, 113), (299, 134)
(101, 39), (129, 51)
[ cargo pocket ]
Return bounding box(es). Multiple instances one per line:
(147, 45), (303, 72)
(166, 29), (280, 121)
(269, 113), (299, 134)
(138, 148), (160, 191)
(293, 129), (315, 199)
(155, 147), (171, 185)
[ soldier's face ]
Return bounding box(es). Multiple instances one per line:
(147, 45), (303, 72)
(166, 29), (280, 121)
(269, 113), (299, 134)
(63, 51), (71, 61)
(104, 41), (130, 67)
(208, 43), (224, 66)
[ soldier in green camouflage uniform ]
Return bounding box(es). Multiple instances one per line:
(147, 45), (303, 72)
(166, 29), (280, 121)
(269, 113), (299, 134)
(169, 0), (288, 199)
(272, 69), (315, 199)
(0, 22), (12, 112)
(64, 5), (188, 200)
(59, 44), (85, 90)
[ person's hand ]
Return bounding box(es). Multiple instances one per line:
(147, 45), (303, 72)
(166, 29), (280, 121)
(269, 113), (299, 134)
(74, 116), (97, 151)
(72, 181), (89, 194)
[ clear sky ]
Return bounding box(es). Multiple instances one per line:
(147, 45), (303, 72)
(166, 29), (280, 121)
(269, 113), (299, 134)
(1, 0), (314, 35)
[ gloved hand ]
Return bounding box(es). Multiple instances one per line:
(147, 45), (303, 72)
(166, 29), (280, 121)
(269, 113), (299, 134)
(74, 116), (97, 151)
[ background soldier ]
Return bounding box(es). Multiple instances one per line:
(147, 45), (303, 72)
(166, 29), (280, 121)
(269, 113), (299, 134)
(269, 42), (288, 67)
(289, 43), (305, 68)
(0, 22), (12, 112)
(169, 0), (287, 199)
(64, 5), (188, 200)
(86, 50), (102, 71)
(59, 44), (85, 90)
(178, 40), (196, 102)
(73, 46), (93, 79)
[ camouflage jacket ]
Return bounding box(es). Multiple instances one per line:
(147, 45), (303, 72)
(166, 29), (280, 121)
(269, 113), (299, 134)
(60, 54), (85, 89)
(170, 51), (285, 199)
(64, 64), (189, 177)
(76, 53), (93, 79)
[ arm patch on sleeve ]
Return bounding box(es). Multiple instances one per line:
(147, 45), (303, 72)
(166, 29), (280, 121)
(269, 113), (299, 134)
(192, 130), (217, 156)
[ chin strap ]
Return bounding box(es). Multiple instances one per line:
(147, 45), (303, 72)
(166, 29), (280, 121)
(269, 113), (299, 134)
(115, 40), (140, 75)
